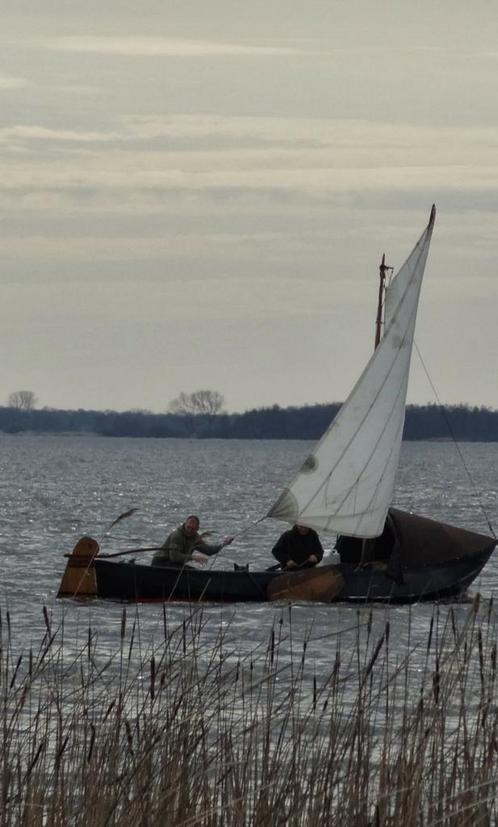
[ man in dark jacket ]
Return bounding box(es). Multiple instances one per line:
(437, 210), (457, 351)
(152, 515), (233, 567)
(271, 524), (324, 570)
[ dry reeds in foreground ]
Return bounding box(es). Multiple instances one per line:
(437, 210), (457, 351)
(1, 598), (498, 826)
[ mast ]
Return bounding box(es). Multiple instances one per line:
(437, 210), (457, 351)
(374, 254), (392, 349)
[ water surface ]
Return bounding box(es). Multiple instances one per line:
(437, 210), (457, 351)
(1, 435), (497, 676)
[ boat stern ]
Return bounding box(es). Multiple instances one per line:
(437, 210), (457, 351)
(57, 536), (100, 598)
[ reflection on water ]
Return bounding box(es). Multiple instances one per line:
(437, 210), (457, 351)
(0, 434), (497, 665)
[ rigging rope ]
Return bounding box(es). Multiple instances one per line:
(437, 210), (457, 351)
(414, 341), (496, 540)
(231, 514), (268, 541)
(205, 515), (268, 569)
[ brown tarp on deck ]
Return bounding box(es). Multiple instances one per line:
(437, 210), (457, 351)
(388, 508), (496, 568)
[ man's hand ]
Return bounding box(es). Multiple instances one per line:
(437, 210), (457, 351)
(286, 559), (297, 569)
(221, 536), (234, 547)
(308, 554), (318, 564)
(193, 552), (208, 566)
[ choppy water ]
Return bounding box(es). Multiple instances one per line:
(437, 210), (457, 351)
(1, 434), (497, 675)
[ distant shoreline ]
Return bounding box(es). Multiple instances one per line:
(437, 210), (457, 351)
(1, 402), (498, 441)
(0, 432), (493, 444)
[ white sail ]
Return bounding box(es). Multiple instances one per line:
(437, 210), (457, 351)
(268, 206), (436, 538)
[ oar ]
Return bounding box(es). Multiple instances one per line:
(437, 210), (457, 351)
(66, 511), (258, 568)
(100, 527), (236, 562)
(89, 546), (163, 560)
(98, 514), (261, 566)
(93, 533), (238, 562)
(62, 544), (163, 560)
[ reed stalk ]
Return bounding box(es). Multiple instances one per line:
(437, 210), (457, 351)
(0, 599), (497, 826)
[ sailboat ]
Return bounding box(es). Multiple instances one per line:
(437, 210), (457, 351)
(58, 206), (496, 603)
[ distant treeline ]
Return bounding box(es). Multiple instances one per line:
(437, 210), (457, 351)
(1, 402), (498, 441)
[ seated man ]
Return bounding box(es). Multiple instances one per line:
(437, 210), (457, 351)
(271, 523), (324, 571)
(152, 514), (233, 567)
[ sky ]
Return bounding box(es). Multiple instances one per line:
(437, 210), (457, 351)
(1, 1), (498, 413)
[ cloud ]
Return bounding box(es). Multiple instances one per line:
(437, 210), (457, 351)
(2, 116), (498, 194)
(0, 75), (29, 90)
(53, 83), (104, 97)
(2, 114), (498, 271)
(46, 36), (312, 58)
(4, 112), (498, 159)
(0, 125), (117, 144)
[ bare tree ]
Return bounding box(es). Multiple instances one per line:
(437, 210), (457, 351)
(169, 390), (224, 416)
(8, 390), (38, 410)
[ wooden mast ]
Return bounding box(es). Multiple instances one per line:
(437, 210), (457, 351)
(359, 252), (393, 569)
(374, 254), (392, 349)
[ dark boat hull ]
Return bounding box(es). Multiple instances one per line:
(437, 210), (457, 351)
(336, 551), (492, 603)
(95, 559), (278, 603)
(94, 547), (493, 604)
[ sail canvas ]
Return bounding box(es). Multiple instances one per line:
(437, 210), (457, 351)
(268, 207), (436, 538)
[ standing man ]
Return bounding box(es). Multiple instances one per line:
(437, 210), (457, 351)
(152, 515), (233, 567)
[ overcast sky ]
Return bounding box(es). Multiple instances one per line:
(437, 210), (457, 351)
(1, 1), (498, 413)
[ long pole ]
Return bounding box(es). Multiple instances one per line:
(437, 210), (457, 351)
(374, 254), (391, 349)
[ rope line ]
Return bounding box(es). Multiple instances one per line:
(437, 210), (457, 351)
(414, 340), (496, 539)
(206, 515), (268, 569)
(231, 515), (268, 541)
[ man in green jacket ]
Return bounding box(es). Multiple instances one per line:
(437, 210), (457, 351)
(152, 515), (233, 567)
